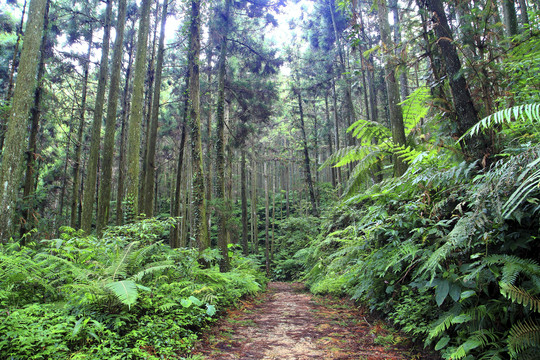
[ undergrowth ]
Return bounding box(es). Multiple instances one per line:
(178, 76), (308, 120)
(0, 218), (266, 359)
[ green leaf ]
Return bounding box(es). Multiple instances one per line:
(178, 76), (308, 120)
(435, 336), (450, 350)
(104, 280), (138, 307)
(180, 298), (192, 308)
(206, 304), (217, 316)
(436, 280), (450, 306)
(189, 295), (203, 306)
(449, 283), (461, 302)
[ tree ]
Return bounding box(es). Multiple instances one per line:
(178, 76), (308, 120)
(125, 0), (153, 218)
(143, 0), (171, 218)
(80, 0), (113, 233)
(0, 0), (48, 242)
(421, 0), (485, 159)
(377, 0), (408, 176)
(96, 0), (129, 235)
(187, 0), (209, 253)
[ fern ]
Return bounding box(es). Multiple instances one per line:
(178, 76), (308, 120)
(461, 103), (540, 139)
(104, 280), (138, 308)
(502, 156), (540, 218)
(508, 319), (540, 358)
(501, 284), (540, 312)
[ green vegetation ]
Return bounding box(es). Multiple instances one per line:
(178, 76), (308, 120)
(0, 219), (266, 359)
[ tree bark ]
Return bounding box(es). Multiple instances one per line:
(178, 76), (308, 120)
(0, 0), (48, 242)
(125, 0), (153, 219)
(264, 162), (270, 276)
(215, 0), (232, 272)
(81, 0), (113, 233)
(20, 0), (49, 239)
(250, 156), (258, 253)
(0, 0), (27, 153)
(187, 0), (209, 253)
(143, 0), (170, 217)
(96, 0), (128, 235)
(116, 28), (135, 226)
(423, 0), (485, 158)
(241, 149), (249, 255)
(296, 90), (318, 217)
(377, 0), (408, 177)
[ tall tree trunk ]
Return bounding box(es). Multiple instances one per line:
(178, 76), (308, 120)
(264, 162), (270, 276)
(170, 122), (186, 248)
(187, 0), (209, 253)
(96, 0), (128, 235)
(143, 0), (170, 217)
(125, 0), (153, 219)
(423, 0), (485, 158)
(328, 0), (356, 146)
(0, 0), (47, 242)
(171, 76), (190, 248)
(0, 0), (27, 152)
(71, 11), (95, 228)
(81, 0), (113, 233)
(20, 0), (50, 239)
(518, 0), (529, 27)
(377, 0), (408, 177)
(116, 29), (135, 226)
(140, 2), (161, 211)
(389, 0), (409, 99)
(325, 94), (336, 188)
(59, 108), (75, 226)
(250, 156), (258, 253)
(296, 90), (318, 217)
(240, 149), (249, 255)
(502, 0), (519, 36)
(331, 81), (342, 191)
(204, 45), (214, 235)
(215, 0), (232, 272)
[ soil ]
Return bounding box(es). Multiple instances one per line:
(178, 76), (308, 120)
(191, 282), (437, 360)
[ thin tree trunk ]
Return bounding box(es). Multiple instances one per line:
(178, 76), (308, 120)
(424, 0), (485, 158)
(377, 0), (408, 177)
(71, 11), (95, 228)
(296, 90), (318, 217)
(331, 80), (342, 191)
(0, 0), (48, 242)
(81, 0), (113, 233)
(116, 30), (135, 226)
(59, 108), (75, 226)
(241, 149), (249, 255)
(187, 0), (209, 253)
(264, 162), (270, 276)
(143, 0), (170, 217)
(20, 0), (50, 239)
(215, 0), (232, 271)
(0, 0), (27, 152)
(170, 123), (186, 248)
(324, 94), (336, 188)
(96, 0), (128, 235)
(170, 77), (189, 248)
(125, 0), (153, 219)
(140, 2), (161, 211)
(250, 156), (258, 253)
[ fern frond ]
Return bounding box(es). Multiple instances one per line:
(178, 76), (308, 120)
(501, 284), (540, 312)
(508, 319), (540, 357)
(461, 103), (540, 139)
(104, 280), (138, 308)
(502, 156), (540, 218)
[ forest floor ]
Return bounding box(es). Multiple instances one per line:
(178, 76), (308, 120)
(191, 282), (438, 359)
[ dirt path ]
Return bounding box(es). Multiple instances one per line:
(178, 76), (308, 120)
(191, 282), (432, 360)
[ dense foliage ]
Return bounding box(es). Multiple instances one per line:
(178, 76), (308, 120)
(0, 219), (266, 359)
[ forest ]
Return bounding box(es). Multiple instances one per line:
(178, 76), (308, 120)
(0, 0), (539, 358)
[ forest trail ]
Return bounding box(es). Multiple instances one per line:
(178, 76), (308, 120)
(192, 282), (426, 360)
